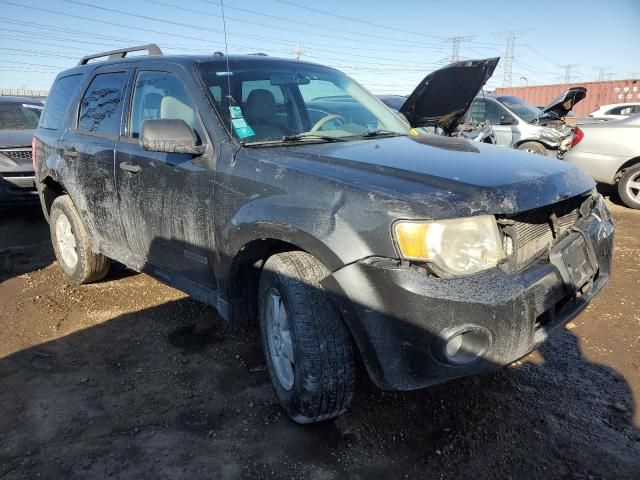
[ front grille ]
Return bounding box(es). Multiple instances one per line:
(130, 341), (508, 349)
(500, 195), (587, 272)
(0, 148), (32, 161)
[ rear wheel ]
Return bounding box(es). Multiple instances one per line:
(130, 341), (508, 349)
(517, 141), (547, 156)
(49, 195), (110, 284)
(618, 164), (640, 209)
(258, 251), (355, 423)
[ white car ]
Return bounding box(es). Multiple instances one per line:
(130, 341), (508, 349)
(588, 102), (640, 120)
(563, 114), (640, 209)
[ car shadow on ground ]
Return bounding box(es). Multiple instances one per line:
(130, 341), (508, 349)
(1, 289), (638, 479)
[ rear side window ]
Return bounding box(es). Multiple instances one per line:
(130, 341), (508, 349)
(39, 74), (83, 130)
(78, 71), (127, 135)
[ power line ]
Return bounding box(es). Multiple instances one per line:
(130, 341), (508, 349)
(270, 0), (446, 39)
(194, 0), (448, 49)
(146, 0), (442, 52)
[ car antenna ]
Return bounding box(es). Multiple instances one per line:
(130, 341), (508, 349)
(220, 0), (234, 132)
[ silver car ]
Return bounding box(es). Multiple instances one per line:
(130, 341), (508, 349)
(563, 114), (640, 209)
(466, 88), (586, 156)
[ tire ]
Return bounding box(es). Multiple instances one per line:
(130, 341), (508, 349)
(618, 164), (640, 209)
(49, 195), (110, 284)
(258, 251), (355, 423)
(517, 141), (547, 156)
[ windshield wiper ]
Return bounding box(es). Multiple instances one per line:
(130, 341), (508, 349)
(244, 133), (346, 147)
(281, 133), (346, 143)
(357, 130), (405, 139)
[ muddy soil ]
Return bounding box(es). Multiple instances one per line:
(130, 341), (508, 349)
(1, 198), (639, 479)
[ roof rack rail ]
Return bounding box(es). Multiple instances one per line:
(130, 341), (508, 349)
(248, 53), (268, 56)
(78, 44), (163, 65)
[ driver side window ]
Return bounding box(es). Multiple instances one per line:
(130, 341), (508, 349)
(129, 70), (199, 139)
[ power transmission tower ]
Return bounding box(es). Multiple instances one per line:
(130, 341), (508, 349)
(596, 66), (606, 81)
(495, 30), (526, 87)
(443, 36), (474, 62)
(560, 64), (579, 83)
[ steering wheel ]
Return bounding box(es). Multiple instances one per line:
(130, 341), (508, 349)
(310, 114), (345, 132)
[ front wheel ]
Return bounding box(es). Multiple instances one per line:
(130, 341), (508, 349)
(258, 251), (355, 423)
(517, 141), (547, 156)
(49, 195), (110, 284)
(618, 164), (640, 209)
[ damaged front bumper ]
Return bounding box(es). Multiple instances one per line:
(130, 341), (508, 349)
(328, 197), (615, 391)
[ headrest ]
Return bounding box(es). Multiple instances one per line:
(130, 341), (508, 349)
(245, 89), (277, 122)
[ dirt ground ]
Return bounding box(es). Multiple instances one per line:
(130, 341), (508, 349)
(1, 194), (639, 480)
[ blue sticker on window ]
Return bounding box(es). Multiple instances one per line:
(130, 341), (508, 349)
(229, 106), (243, 119)
(229, 108), (254, 138)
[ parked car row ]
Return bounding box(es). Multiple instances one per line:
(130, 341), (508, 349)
(28, 44), (616, 423)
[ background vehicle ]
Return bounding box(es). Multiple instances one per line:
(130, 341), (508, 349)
(564, 114), (640, 209)
(0, 96), (43, 206)
(588, 102), (640, 120)
(34, 45), (613, 424)
(378, 58), (498, 144)
(465, 87), (586, 156)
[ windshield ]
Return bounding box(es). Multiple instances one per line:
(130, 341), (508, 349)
(196, 60), (409, 145)
(496, 95), (541, 123)
(0, 102), (42, 130)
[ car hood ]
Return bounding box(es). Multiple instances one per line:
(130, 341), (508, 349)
(0, 129), (34, 148)
(399, 58), (499, 135)
(537, 87), (587, 120)
(276, 135), (593, 217)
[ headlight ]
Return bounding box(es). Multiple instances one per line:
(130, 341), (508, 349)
(394, 215), (506, 277)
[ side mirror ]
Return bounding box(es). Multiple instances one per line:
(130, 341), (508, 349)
(140, 119), (205, 155)
(499, 114), (515, 125)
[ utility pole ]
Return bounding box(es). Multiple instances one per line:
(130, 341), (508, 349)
(495, 30), (526, 87)
(560, 64), (579, 83)
(291, 42), (304, 61)
(443, 36), (474, 63)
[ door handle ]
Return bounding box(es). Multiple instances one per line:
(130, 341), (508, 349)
(63, 147), (77, 159)
(119, 161), (142, 174)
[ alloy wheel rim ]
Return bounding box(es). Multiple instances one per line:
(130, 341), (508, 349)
(626, 172), (640, 204)
(266, 289), (294, 390)
(55, 213), (78, 269)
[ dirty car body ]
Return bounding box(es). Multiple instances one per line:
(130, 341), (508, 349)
(0, 96), (43, 206)
(34, 48), (614, 420)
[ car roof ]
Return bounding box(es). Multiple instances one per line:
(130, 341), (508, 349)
(57, 53), (328, 77)
(0, 95), (44, 105)
(596, 102), (640, 109)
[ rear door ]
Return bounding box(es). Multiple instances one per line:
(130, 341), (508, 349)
(115, 64), (216, 286)
(59, 67), (130, 251)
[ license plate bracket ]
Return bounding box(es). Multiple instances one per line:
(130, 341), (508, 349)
(549, 232), (597, 293)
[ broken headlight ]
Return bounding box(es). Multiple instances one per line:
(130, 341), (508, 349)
(394, 215), (507, 278)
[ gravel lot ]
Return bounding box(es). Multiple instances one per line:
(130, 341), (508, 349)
(1, 194), (639, 479)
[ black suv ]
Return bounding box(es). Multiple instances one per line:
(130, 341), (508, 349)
(34, 45), (614, 423)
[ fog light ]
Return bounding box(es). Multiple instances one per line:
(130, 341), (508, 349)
(442, 328), (491, 365)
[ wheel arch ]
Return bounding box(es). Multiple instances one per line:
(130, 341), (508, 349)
(39, 176), (67, 221)
(224, 225), (343, 323)
(614, 156), (640, 182)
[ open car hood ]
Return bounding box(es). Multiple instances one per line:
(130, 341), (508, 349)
(536, 87), (587, 120)
(399, 57), (499, 135)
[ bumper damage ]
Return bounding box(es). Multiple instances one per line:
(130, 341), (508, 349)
(328, 197), (615, 391)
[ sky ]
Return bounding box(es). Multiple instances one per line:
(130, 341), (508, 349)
(0, 0), (639, 93)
